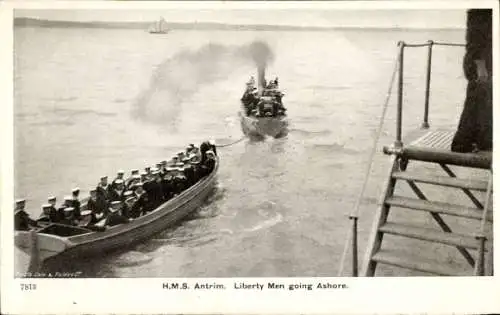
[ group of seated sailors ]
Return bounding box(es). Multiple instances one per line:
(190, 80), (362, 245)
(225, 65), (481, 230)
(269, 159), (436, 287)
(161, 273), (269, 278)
(14, 141), (218, 231)
(241, 76), (286, 118)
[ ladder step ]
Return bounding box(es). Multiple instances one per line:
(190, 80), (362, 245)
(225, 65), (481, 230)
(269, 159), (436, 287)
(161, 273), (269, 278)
(386, 196), (493, 222)
(392, 171), (488, 191)
(371, 249), (462, 276)
(379, 222), (479, 249)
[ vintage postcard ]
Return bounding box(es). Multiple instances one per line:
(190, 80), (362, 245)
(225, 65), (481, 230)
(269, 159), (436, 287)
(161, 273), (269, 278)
(1, 0), (499, 314)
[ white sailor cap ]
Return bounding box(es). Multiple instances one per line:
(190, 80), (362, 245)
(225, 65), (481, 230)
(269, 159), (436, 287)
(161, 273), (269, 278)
(72, 187), (80, 194)
(110, 200), (121, 208)
(15, 198), (26, 205)
(80, 210), (92, 217)
(206, 150), (215, 156)
(132, 174), (141, 179)
(152, 170), (160, 176)
(115, 179), (124, 185)
(42, 204), (51, 209)
(64, 207), (75, 213)
(117, 170), (125, 175)
(135, 182), (144, 188)
(140, 171), (148, 176)
(208, 139), (215, 145)
(48, 196), (57, 202)
(42, 204), (51, 213)
(100, 175), (108, 180)
(175, 162), (184, 168)
(64, 196), (73, 202)
(123, 190), (133, 197)
(166, 166), (176, 172)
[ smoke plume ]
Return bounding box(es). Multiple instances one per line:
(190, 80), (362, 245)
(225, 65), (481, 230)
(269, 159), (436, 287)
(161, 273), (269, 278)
(132, 40), (274, 126)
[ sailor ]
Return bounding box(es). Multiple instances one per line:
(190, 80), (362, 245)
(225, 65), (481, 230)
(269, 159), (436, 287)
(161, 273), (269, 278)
(142, 168), (156, 197)
(105, 201), (130, 227)
(160, 160), (169, 178)
(144, 166), (152, 179)
(60, 207), (78, 226)
(149, 169), (164, 208)
(208, 139), (217, 156)
(200, 140), (214, 163)
(248, 76), (256, 87)
(78, 210), (93, 227)
(451, 9), (492, 152)
(177, 150), (186, 161)
(121, 191), (135, 218)
(183, 163), (196, 188)
(111, 170), (125, 189)
(96, 175), (110, 202)
(37, 204), (52, 223)
(109, 179), (125, 201)
(161, 166), (175, 200)
(47, 196), (62, 222)
(56, 196), (72, 220)
(14, 199), (37, 231)
(173, 164), (188, 194)
(201, 150), (216, 177)
(71, 187), (81, 219)
(169, 155), (180, 166)
(130, 183), (151, 218)
(126, 173), (141, 190)
(125, 169), (140, 187)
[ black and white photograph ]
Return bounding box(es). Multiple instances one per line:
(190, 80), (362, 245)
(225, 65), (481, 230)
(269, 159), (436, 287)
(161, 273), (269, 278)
(2, 0), (499, 313)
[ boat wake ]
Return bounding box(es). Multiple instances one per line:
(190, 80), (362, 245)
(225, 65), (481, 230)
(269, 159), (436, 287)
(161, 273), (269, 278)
(288, 128), (332, 138)
(243, 212), (283, 233)
(112, 251), (154, 268)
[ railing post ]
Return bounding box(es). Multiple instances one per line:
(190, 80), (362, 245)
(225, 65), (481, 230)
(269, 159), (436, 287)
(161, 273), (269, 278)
(474, 234), (486, 276)
(395, 41), (405, 148)
(349, 215), (359, 276)
(422, 40), (433, 129)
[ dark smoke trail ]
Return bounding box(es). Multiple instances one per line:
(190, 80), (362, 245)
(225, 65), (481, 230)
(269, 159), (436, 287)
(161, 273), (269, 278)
(247, 41), (275, 91)
(132, 40), (274, 126)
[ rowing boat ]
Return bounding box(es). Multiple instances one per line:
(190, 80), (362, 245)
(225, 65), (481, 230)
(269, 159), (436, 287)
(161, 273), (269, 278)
(15, 157), (219, 272)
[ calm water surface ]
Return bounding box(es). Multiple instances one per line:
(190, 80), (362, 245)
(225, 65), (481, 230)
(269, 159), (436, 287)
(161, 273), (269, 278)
(15, 27), (477, 276)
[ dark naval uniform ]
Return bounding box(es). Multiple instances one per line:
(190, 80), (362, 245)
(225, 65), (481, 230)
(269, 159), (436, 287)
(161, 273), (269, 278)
(451, 9), (492, 152)
(15, 210), (36, 231)
(71, 199), (81, 219)
(130, 193), (152, 218)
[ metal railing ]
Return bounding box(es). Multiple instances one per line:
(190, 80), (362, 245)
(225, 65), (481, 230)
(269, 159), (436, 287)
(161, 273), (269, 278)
(340, 40), (467, 277)
(394, 40), (465, 147)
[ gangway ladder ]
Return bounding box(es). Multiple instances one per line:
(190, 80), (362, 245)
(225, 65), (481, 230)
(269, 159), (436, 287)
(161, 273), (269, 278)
(361, 143), (493, 276)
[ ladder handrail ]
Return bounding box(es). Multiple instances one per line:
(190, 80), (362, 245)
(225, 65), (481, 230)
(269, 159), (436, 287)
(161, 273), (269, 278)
(394, 40), (465, 146)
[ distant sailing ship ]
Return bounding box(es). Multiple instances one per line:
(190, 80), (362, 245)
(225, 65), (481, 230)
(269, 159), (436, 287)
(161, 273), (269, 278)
(149, 17), (169, 34)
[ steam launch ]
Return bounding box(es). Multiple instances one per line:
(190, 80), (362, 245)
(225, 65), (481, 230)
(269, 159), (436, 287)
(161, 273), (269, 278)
(239, 66), (288, 139)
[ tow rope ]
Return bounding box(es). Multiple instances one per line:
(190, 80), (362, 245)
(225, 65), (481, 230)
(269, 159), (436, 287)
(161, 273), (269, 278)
(215, 136), (246, 148)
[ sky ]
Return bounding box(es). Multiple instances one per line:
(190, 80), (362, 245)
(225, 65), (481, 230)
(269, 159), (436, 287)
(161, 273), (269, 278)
(15, 9), (468, 29)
